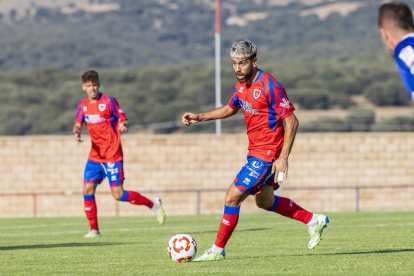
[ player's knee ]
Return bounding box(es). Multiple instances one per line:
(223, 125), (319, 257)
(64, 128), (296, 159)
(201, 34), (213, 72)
(224, 194), (239, 206)
(256, 200), (272, 210)
(111, 191), (123, 200)
(83, 185), (95, 195)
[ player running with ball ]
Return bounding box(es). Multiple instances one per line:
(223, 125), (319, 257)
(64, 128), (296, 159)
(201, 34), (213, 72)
(74, 70), (165, 237)
(182, 40), (329, 261)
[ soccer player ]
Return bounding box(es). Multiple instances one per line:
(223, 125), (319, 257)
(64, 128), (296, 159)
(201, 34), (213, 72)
(182, 40), (329, 261)
(73, 70), (166, 238)
(379, 2), (414, 100)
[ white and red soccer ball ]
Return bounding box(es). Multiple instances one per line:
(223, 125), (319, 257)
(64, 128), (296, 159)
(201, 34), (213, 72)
(167, 234), (197, 262)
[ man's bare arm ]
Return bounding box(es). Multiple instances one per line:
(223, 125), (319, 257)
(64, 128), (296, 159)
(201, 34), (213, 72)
(73, 123), (83, 142)
(272, 113), (299, 183)
(182, 105), (239, 126)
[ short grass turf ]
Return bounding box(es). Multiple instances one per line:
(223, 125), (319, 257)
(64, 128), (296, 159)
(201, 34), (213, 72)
(0, 212), (413, 275)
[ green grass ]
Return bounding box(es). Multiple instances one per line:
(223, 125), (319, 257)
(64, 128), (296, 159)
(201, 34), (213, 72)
(1, 212), (413, 275)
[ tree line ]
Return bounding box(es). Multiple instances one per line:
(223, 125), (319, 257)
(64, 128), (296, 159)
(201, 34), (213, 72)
(0, 55), (412, 135)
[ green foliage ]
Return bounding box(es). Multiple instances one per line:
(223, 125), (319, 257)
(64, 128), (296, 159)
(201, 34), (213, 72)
(345, 110), (376, 125)
(298, 118), (352, 132)
(300, 111), (414, 132)
(364, 80), (410, 106)
(0, 54), (413, 135)
(1, 0), (414, 71)
(288, 89), (331, 110)
(329, 94), (355, 109)
(371, 116), (414, 131)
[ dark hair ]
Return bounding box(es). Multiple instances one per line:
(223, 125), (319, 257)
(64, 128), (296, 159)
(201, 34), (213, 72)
(81, 70), (99, 84)
(379, 2), (414, 30)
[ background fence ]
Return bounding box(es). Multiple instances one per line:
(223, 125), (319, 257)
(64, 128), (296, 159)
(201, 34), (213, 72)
(2, 133), (414, 218)
(2, 184), (414, 218)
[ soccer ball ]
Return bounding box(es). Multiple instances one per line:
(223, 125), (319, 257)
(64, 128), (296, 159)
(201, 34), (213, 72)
(167, 234), (197, 262)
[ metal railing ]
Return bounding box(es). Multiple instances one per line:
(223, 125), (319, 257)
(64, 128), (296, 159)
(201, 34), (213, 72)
(2, 184), (414, 217)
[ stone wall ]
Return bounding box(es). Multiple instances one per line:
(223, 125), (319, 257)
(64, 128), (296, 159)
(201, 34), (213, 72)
(1, 133), (414, 218)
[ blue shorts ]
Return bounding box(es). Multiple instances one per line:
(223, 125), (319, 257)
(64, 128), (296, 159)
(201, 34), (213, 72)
(84, 160), (125, 187)
(233, 156), (277, 195)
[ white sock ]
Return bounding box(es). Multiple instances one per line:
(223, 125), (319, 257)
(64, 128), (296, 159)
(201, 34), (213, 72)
(307, 214), (317, 227)
(212, 244), (224, 253)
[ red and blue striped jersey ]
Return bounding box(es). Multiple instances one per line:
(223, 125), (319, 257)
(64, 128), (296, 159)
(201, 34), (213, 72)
(228, 70), (295, 162)
(75, 93), (127, 163)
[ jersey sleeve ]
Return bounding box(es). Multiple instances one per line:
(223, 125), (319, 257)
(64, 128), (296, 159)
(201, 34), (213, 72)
(75, 101), (84, 125)
(228, 87), (242, 109)
(265, 80), (295, 120)
(396, 45), (414, 101)
(110, 97), (128, 121)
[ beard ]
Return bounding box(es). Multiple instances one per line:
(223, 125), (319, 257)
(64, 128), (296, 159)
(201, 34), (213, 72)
(235, 68), (253, 83)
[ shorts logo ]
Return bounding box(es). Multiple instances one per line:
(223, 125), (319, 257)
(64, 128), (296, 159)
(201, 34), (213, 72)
(107, 162), (115, 168)
(99, 104), (106, 112)
(251, 161), (263, 169)
(107, 167), (119, 175)
(83, 106), (87, 112)
(249, 172), (258, 178)
(243, 177), (251, 185)
(253, 89), (261, 100)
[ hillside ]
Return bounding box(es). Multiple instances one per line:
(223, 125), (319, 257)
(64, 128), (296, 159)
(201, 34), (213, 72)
(1, 0), (414, 135)
(0, 0), (411, 70)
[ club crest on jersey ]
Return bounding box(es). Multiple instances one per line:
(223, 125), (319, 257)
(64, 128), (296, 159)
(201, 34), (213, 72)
(253, 89), (261, 100)
(99, 104), (106, 112)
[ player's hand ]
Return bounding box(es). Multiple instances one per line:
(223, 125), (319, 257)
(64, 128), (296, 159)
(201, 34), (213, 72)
(272, 157), (288, 185)
(119, 121), (129, 133)
(182, 112), (201, 126)
(74, 130), (83, 142)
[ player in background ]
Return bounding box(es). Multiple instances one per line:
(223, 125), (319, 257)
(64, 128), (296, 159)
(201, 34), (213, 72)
(74, 70), (166, 238)
(182, 40), (329, 261)
(379, 2), (414, 100)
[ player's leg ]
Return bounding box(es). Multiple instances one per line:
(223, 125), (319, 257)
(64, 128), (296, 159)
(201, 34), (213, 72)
(256, 183), (313, 223)
(107, 161), (165, 225)
(83, 160), (104, 238)
(194, 183), (249, 261)
(256, 182), (329, 249)
(195, 156), (273, 261)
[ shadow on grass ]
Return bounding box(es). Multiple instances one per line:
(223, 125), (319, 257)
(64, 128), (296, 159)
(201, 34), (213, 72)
(190, 228), (268, 235)
(227, 248), (414, 261)
(315, 248), (414, 256)
(0, 242), (135, 251)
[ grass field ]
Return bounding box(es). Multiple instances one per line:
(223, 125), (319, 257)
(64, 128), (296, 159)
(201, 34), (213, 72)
(1, 212), (413, 275)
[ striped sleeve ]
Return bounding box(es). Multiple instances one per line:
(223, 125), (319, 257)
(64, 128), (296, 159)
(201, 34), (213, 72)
(110, 97), (127, 121)
(75, 100), (84, 125)
(228, 87), (242, 109)
(265, 77), (295, 120)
